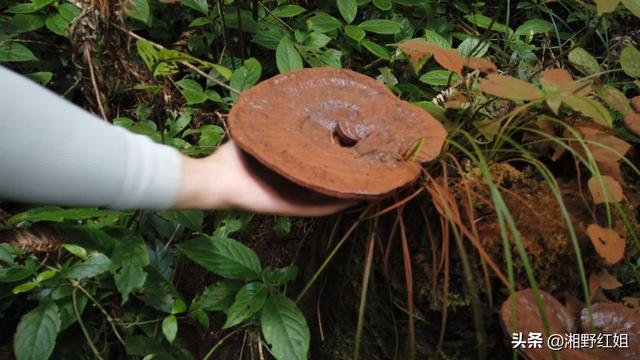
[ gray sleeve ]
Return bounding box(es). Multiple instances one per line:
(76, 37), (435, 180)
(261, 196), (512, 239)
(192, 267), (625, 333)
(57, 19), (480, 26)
(0, 66), (183, 209)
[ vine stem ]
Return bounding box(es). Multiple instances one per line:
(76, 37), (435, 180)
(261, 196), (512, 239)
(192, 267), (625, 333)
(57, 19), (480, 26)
(71, 280), (126, 346)
(202, 326), (247, 360)
(73, 287), (104, 360)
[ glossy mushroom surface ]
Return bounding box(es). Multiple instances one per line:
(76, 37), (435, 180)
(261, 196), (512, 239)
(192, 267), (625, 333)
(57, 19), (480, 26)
(228, 67), (447, 199)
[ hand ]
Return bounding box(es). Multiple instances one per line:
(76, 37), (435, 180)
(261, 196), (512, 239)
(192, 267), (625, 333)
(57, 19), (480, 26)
(172, 141), (355, 216)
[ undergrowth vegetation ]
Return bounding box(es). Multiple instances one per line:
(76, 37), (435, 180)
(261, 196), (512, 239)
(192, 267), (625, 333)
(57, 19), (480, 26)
(1, 0), (640, 359)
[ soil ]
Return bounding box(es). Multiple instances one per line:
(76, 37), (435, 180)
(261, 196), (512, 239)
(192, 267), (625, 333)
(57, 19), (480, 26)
(228, 68), (447, 199)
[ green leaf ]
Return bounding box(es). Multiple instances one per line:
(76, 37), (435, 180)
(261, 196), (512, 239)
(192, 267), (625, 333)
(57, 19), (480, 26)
(223, 282), (267, 329)
(189, 17), (210, 27)
(45, 14), (69, 36)
(622, 0), (640, 17)
(271, 265), (298, 285)
(124, 0), (150, 24)
(515, 19), (553, 36)
(464, 13), (512, 34)
(276, 37), (303, 73)
(457, 37), (489, 57)
(58, 3), (81, 23)
(176, 78), (207, 104)
(594, 84), (634, 114)
(111, 236), (148, 268)
(0, 42), (37, 62)
(0, 243), (17, 264)
(563, 95), (613, 127)
(139, 268), (180, 313)
(191, 281), (241, 313)
(6, 207), (120, 227)
(177, 236), (262, 280)
(620, 45), (640, 78)
(13, 281), (37, 294)
(36, 269), (57, 283)
(156, 210), (203, 231)
(344, 25), (365, 42)
(362, 39), (390, 60)
(230, 58), (262, 99)
(419, 70), (461, 86)
(171, 299), (187, 314)
(182, 0), (209, 15)
(62, 244), (88, 259)
(337, 0), (358, 24)
(594, 0), (622, 14)
(568, 47), (601, 76)
(373, 0), (393, 11)
(26, 72), (53, 85)
(162, 315), (178, 343)
(304, 32), (331, 48)
(272, 5), (306, 18)
(65, 253), (112, 280)
(261, 294), (310, 360)
(358, 19), (402, 34)
(115, 264), (147, 303)
(10, 14), (44, 34)
(136, 39), (158, 70)
(425, 30), (451, 49)
(7, 0), (54, 14)
(306, 13), (342, 33)
(13, 302), (61, 360)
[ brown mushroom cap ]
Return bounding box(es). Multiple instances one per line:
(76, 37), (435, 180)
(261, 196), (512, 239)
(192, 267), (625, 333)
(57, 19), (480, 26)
(228, 67), (447, 199)
(579, 303), (640, 359)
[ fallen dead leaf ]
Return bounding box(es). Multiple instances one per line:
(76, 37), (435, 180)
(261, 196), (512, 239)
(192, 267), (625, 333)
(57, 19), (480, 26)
(587, 175), (624, 204)
(478, 74), (544, 101)
(630, 95), (640, 113)
(397, 39), (464, 74)
(575, 126), (632, 180)
(623, 112), (640, 137)
(463, 57), (497, 73)
(596, 270), (623, 290)
(587, 224), (626, 266)
(540, 68), (591, 96)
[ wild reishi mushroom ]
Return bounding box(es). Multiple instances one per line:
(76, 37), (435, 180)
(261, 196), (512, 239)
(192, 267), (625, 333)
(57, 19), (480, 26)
(579, 303), (640, 359)
(228, 68), (447, 199)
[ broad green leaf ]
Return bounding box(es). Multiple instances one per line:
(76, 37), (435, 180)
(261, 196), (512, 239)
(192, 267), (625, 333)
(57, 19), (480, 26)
(190, 281), (241, 313)
(139, 269), (180, 313)
(182, 0), (208, 15)
(125, 336), (177, 359)
(7, 0), (54, 14)
(156, 210), (203, 231)
(464, 13), (512, 34)
(304, 32), (332, 48)
(344, 25), (366, 42)
(261, 294), (310, 360)
(0, 243), (17, 264)
(62, 244), (88, 259)
(111, 236), (148, 267)
(271, 265), (298, 285)
(594, 0), (622, 14)
(358, 19), (402, 34)
(306, 13), (342, 33)
(223, 282), (267, 329)
(319, 49), (342, 68)
(620, 45), (640, 78)
(272, 5), (306, 18)
(6, 207), (120, 227)
(414, 101), (447, 122)
(594, 85), (634, 114)
(0, 42), (37, 62)
(45, 14), (69, 37)
(177, 235), (262, 280)
(230, 58), (262, 98)
(115, 264), (147, 303)
(171, 299), (187, 314)
(276, 36), (303, 73)
(514, 19), (553, 36)
(252, 22), (290, 50)
(162, 315), (178, 343)
(568, 47), (601, 76)
(563, 95), (613, 127)
(419, 70), (461, 86)
(425, 30), (451, 49)
(622, 0), (640, 17)
(124, 0), (150, 24)
(373, 0), (393, 11)
(189, 17), (210, 27)
(65, 253), (112, 279)
(26, 71), (53, 85)
(35, 269), (56, 283)
(478, 74), (544, 101)
(136, 39), (158, 70)
(362, 40), (390, 60)
(337, 0), (357, 24)
(176, 78), (207, 104)
(13, 302), (61, 360)
(13, 281), (37, 294)
(457, 37), (489, 57)
(10, 14), (44, 34)
(58, 3), (81, 22)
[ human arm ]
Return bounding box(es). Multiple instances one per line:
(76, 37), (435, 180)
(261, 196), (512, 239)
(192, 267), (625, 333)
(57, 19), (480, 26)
(0, 66), (351, 215)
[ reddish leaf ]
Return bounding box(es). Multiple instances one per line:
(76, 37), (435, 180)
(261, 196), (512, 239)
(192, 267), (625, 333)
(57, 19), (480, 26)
(597, 270), (623, 290)
(587, 175), (624, 204)
(463, 57), (497, 73)
(631, 95), (640, 113)
(587, 224), (626, 266)
(540, 68), (591, 96)
(397, 39), (464, 74)
(478, 74), (544, 101)
(623, 112), (640, 137)
(576, 126), (631, 180)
